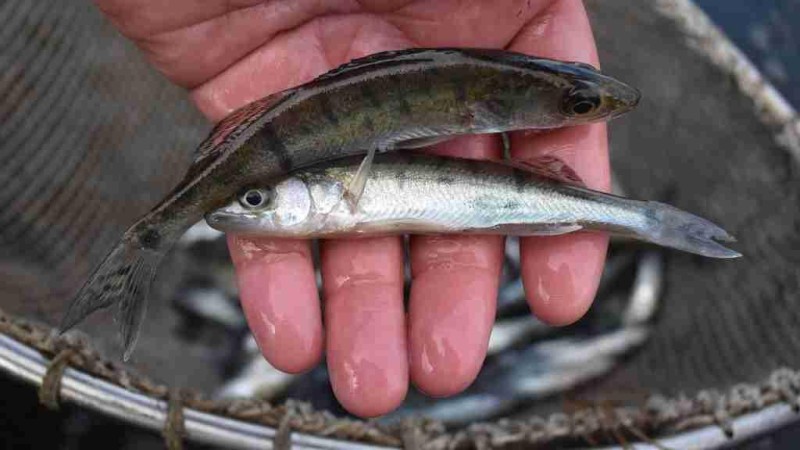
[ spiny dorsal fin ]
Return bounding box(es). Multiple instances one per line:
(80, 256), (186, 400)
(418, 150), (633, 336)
(312, 48), (450, 83)
(193, 89), (298, 163)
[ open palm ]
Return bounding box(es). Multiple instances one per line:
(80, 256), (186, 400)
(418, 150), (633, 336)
(96, 0), (610, 417)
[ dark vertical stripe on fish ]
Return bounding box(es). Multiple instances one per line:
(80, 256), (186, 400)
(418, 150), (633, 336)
(360, 84), (381, 109)
(452, 74), (468, 104)
(362, 115), (375, 133)
(420, 68), (437, 97)
(434, 155), (449, 172)
(436, 173), (456, 185)
(256, 124), (293, 173)
(396, 95), (412, 116)
(513, 168), (528, 193)
(317, 92), (339, 126)
(466, 158), (483, 176)
(394, 164), (409, 189)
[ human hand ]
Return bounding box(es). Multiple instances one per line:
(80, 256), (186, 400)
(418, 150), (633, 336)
(95, 0), (609, 417)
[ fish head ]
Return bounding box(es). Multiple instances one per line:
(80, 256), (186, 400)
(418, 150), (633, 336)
(550, 61), (641, 124)
(463, 49), (640, 129)
(205, 177), (315, 236)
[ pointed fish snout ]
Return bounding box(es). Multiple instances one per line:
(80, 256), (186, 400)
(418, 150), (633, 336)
(607, 80), (641, 116)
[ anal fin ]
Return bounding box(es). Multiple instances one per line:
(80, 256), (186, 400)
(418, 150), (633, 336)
(532, 223), (583, 236)
(501, 223), (583, 236)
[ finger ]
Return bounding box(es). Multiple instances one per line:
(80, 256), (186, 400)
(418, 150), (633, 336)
(386, 0), (550, 48)
(93, 0), (265, 39)
(507, 0), (610, 325)
(227, 235), (323, 372)
(133, 2), (365, 88)
(207, 29), (414, 418)
(321, 237), (407, 417)
(408, 135), (504, 396)
(102, 0), (553, 89)
(191, 15), (411, 120)
(312, 34), (415, 418)
(513, 126), (609, 325)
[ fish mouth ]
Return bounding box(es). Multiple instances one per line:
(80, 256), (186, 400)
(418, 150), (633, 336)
(605, 81), (641, 118)
(204, 210), (257, 233)
(204, 211), (227, 231)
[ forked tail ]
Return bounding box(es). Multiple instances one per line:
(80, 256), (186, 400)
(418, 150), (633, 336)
(59, 236), (165, 360)
(638, 201), (741, 259)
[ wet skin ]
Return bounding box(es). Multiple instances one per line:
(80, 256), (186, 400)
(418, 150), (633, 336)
(95, 0), (609, 417)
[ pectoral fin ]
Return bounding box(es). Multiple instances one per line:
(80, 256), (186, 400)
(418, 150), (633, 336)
(343, 147), (376, 212)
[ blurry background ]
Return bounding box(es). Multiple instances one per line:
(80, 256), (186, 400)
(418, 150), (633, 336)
(695, 0), (800, 109)
(0, 0), (799, 448)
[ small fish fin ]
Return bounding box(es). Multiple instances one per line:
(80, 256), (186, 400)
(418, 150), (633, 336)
(640, 202), (741, 259)
(502, 156), (586, 187)
(193, 89), (297, 164)
(343, 147), (376, 212)
(117, 250), (160, 361)
(394, 135), (455, 149)
(60, 236), (164, 360)
(493, 223), (583, 236)
(522, 223), (583, 236)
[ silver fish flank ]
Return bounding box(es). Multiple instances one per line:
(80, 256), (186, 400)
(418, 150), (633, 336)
(207, 153), (740, 259)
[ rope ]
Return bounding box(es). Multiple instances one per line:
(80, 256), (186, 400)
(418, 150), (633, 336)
(38, 348), (74, 410)
(274, 409), (294, 450)
(401, 421), (425, 450)
(163, 390), (186, 450)
(3, 310), (800, 448)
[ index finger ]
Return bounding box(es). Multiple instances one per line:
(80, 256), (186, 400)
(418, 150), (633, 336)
(508, 0), (610, 325)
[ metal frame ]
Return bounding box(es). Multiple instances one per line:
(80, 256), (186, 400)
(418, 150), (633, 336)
(594, 404), (799, 450)
(0, 333), (389, 450)
(2, 331), (798, 449)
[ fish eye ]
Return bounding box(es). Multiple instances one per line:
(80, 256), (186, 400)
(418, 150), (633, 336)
(239, 189), (270, 209)
(562, 87), (602, 116)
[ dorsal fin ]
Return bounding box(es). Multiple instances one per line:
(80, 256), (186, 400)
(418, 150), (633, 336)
(193, 88), (297, 163)
(502, 155), (586, 187)
(312, 48), (454, 84)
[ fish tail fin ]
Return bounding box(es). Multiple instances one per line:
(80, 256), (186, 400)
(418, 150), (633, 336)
(59, 236), (164, 360)
(639, 201), (741, 259)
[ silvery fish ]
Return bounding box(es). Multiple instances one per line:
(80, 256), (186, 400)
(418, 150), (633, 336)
(62, 48), (640, 358)
(206, 153), (740, 259)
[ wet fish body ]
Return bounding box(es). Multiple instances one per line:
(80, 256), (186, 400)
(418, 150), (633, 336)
(63, 48), (640, 357)
(207, 153), (740, 259)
